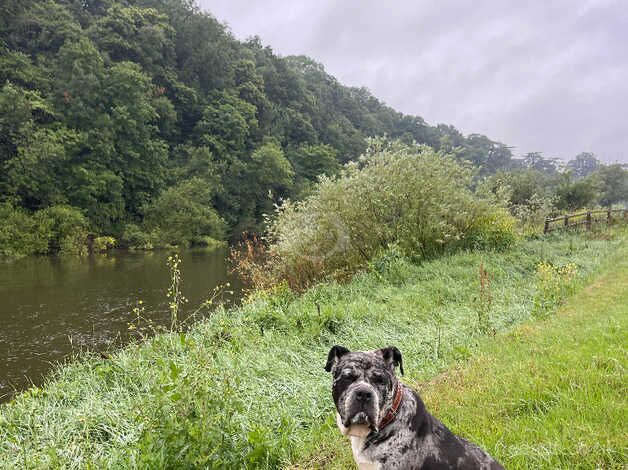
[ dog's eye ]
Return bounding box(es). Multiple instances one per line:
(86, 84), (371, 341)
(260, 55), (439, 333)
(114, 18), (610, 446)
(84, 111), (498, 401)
(341, 369), (358, 380)
(371, 373), (385, 384)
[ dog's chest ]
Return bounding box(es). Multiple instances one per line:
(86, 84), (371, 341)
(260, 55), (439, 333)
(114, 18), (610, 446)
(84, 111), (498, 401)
(350, 436), (379, 470)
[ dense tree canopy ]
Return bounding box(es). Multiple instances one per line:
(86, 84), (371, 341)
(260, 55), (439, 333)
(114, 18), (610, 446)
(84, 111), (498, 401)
(0, 0), (625, 255)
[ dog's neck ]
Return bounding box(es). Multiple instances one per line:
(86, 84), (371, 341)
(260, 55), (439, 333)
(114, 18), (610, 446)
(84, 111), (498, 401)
(378, 380), (403, 430)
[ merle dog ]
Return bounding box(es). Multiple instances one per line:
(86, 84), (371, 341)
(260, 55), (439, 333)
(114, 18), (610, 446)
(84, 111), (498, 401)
(325, 345), (504, 469)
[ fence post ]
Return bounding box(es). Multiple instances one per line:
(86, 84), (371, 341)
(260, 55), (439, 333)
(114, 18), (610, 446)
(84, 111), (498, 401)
(544, 218), (550, 234)
(607, 209), (612, 225)
(564, 216), (569, 228)
(586, 211), (592, 231)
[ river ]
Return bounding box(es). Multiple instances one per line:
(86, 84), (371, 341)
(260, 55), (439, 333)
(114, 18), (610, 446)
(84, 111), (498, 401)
(0, 248), (243, 403)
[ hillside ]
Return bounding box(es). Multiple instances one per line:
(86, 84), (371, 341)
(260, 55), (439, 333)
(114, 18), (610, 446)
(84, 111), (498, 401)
(0, 0), (515, 249)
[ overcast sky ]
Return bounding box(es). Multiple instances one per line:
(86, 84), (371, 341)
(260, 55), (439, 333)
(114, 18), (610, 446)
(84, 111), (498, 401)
(199, 0), (627, 163)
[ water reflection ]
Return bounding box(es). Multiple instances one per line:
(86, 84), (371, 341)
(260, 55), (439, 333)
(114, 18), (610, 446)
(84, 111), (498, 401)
(0, 248), (242, 402)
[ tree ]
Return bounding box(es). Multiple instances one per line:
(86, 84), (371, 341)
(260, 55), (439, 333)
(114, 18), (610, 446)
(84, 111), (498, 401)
(521, 152), (559, 175)
(554, 172), (597, 211)
(592, 164), (628, 207)
(88, 5), (175, 76)
(567, 152), (600, 179)
(53, 37), (106, 128)
(143, 178), (226, 246)
(193, 92), (258, 158)
(5, 126), (83, 210)
(287, 144), (340, 182)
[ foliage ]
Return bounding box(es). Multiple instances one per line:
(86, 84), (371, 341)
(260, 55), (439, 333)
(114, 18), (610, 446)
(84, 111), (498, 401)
(533, 261), (578, 316)
(553, 172), (598, 211)
(120, 223), (153, 251)
(92, 236), (116, 252)
(143, 178), (226, 247)
(0, 230), (624, 468)
(259, 139), (517, 289)
(0, 203), (49, 258)
(34, 205), (89, 255)
(591, 164), (628, 207)
(0, 203), (87, 257)
(0, 0), (523, 255)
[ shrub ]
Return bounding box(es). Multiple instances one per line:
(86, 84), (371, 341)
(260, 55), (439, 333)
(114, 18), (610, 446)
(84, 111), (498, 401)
(0, 203), (48, 258)
(34, 205), (89, 255)
(253, 139), (517, 289)
(143, 178), (226, 248)
(0, 203), (87, 258)
(479, 170), (558, 233)
(92, 236), (116, 252)
(120, 224), (153, 250)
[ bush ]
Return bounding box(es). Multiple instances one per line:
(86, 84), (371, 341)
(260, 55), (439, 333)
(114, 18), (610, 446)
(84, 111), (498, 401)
(479, 170), (558, 233)
(120, 224), (153, 250)
(0, 203), (87, 258)
(0, 203), (49, 258)
(34, 205), (89, 255)
(255, 139), (517, 289)
(143, 178), (226, 248)
(92, 236), (116, 252)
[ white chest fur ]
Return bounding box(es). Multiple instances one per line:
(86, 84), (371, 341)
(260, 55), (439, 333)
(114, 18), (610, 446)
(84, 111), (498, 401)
(350, 435), (378, 470)
(336, 413), (379, 469)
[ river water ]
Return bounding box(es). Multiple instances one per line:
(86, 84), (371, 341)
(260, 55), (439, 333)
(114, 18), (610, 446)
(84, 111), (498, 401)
(0, 248), (243, 402)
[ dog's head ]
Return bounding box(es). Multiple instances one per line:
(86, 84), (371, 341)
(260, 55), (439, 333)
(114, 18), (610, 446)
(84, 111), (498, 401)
(325, 345), (404, 436)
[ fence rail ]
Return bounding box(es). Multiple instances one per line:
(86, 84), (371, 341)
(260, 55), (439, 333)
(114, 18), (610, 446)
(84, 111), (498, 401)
(544, 209), (628, 234)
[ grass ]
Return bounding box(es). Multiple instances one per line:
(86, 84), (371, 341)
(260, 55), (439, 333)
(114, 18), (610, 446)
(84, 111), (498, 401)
(419, 245), (628, 469)
(0, 228), (625, 468)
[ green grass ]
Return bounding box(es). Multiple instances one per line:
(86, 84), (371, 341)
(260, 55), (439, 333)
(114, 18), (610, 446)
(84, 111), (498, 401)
(419, 244), (628, 469)
(0, 229), (625, 468)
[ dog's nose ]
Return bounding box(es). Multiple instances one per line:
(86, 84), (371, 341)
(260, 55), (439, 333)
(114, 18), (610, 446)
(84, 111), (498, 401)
(355, 390), (372, 403)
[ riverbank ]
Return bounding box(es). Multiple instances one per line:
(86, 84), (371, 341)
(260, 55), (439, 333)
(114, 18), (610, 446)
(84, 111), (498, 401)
(292, 230), (628, 469)
(420, 248), (627, 469)
(0, 229), (625, 468)
(0, 247), (242, 403)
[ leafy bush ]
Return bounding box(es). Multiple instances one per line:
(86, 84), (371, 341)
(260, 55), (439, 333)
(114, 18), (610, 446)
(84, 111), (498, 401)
(0, 203), (49, 258)
(257, 139), (517, 289)
(34, 205), (89, 255)
(120, 224), (153, 250)
(143, 178), (227, 247)
(479, 170), (558, 233)
(0, 203), (87, 258)
(92, 236), (116, 252)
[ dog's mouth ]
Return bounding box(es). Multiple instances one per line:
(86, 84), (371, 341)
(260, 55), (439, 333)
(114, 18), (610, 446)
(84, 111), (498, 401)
(343, 410), (377, 430)
(350, 411), (370, 425)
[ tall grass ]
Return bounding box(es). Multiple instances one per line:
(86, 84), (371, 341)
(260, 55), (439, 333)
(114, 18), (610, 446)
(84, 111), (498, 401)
(0, 229), (624, 468)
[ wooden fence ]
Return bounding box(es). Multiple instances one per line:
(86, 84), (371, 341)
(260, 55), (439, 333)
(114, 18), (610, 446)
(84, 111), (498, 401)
(544, 209), (628, 234)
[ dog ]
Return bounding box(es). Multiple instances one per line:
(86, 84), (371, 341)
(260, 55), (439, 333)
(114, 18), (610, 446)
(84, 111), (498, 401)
(325, 345), (504, 469)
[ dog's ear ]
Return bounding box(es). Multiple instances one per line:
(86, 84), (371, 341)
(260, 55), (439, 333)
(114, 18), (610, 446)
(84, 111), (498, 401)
(377, 346), (404, 375)
(325, 345), (350, 372)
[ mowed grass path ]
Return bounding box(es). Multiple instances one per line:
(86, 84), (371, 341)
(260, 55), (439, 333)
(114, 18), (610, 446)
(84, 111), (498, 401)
(419, 248), (628, 469)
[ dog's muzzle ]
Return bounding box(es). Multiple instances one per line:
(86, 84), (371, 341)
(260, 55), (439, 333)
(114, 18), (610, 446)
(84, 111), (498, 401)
(342, 382), (380, 428)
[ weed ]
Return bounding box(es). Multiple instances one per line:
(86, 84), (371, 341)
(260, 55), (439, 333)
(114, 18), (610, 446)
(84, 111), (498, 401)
(473, 261), (494, 334)
(533, 261), (578, 317)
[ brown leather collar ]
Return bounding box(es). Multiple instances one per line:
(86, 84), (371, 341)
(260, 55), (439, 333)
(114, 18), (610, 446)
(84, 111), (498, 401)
(378, 381), (403, 430)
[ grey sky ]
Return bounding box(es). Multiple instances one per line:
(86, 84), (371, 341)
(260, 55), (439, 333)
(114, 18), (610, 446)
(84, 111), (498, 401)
(199, 0), (627, 163)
